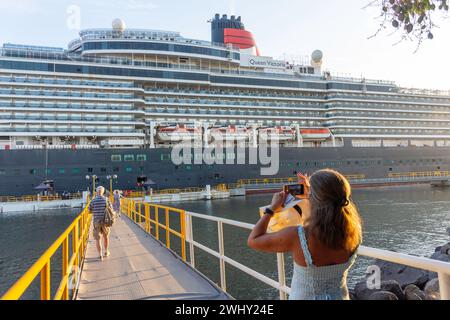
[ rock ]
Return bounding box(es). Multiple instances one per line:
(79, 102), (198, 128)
(430, 252), (450, 261)
(428, 252), (450, 280)
(439, 243), (450, 255)
(404, 284), (425, 300)
(375, 260), (429, 289)
(349, 289), (357, 301)
(369, 291), (399, 300)
(424, 278), (440, 300)
(354, 280), (404, 300)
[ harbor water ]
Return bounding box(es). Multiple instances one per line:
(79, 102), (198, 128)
(1, 186), (449, 299)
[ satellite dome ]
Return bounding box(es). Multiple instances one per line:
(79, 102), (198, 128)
(311, 50), (323, 63)
(112, 18), (126, 32)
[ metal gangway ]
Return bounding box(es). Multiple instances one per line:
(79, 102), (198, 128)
(2, 198), (450, 300)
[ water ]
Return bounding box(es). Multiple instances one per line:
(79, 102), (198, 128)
(0, 208), (79, 299)
(1, 186), (449, 299)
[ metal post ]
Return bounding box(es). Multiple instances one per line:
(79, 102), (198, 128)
(438, 272), (450, 300)
(138, 202), (142, 226)
(72, 222), (79, 297)
(62, 238), (69, 300)
(277, 253), (287, 300)
(40, 262), (50, 300)
(180, 210), (186, 261)
(188, 214), (195, 268)
(145, 204), (150, 233)
(217, 221), (227, 292)
(165, 208), (170, 249)
(155, 207), (160, 240)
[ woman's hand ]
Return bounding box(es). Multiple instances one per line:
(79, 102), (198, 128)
(269, 191), (287, 212)
(296, 172), (311, 199)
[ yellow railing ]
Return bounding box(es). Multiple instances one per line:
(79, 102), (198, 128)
(0, 193), (83, 203)
(1, 201), (92, 300)
(238, 174), (366, 186)
(121, 198), (187, 262)
(388, 171), (450, 179)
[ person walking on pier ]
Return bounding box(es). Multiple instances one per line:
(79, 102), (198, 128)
(113, 190), (122, 217)
(89, 186), (114, 261)
(248, 170), (363, 300)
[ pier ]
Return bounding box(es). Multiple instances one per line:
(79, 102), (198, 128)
(2, 197), (450, 300)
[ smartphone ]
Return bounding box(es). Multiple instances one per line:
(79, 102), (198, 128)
(284, 184), (305, 196)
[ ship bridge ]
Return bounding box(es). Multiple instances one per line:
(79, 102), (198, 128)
(68, 19), (241, 66)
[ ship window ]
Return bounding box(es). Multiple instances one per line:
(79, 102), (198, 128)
(45, 169), (51, 175)
(111, 155), (122, 162)
(186, 166), (192, 171)
(29, 169), (36, 175)
(137, 155), (147, 161)
(124, 155), (134, 162)
(113, 167), (120, 172)
(0, 169), (5, 175)
(14, 169), (20, 176)
(126, 167), (133, 173)
(59, 169), (66, 174)
(101, 168), (107, 173)
(72, 168), (81, 174)
(87, 168), (93, 173)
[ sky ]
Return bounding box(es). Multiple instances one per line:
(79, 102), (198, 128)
(0, 0), (449, 90)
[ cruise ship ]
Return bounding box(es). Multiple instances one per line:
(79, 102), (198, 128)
(1, 14), (450, 196)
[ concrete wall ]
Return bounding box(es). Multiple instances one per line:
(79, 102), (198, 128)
(0, 199), (84, 213)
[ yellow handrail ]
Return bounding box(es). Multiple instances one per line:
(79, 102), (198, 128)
(1, 200), (92, 300)
(121, 198), (187, 262)
(388, 171), (450, 179)
(237, 174), (366, 186)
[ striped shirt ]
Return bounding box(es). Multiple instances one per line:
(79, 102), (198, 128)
(89, 195), (112, 223)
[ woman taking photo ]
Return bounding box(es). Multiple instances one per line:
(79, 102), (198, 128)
(248, 169), (363, 300)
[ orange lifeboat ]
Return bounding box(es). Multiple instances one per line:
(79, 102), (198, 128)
(300, 128), (331, 140)
(157, 124), (201, 142)
(210, 125), (249, 142)
(259, 126), (295, 141)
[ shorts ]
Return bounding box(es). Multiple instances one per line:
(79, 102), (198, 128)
(93, 222), (111, 240)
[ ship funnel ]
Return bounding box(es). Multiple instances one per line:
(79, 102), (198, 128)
(210, 13), (260, 56)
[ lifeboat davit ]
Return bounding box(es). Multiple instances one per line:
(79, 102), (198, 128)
(300, 128), (331, 140)
(259, 126), (295, 141)
(210, 125), (249, 142)
(157, 124), (201, 142)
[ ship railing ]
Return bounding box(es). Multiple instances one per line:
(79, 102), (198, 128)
(1, 200), (91, 300)
(0, 193), (83, 203)
(121, 199), (450, 300)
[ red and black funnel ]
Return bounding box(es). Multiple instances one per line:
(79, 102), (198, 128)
(210, 14), (260, 56)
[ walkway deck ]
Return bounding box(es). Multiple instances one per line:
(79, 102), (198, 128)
(76, 217), (231, 300)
